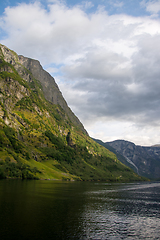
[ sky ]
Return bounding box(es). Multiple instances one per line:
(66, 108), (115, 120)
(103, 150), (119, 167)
(0, 0), (160, 146)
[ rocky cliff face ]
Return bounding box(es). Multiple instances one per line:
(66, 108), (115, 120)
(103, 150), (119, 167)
(107, 140), (160, 179)
(0, 44), (87, 134)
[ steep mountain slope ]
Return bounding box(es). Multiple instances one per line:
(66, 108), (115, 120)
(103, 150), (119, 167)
(0, 44), (145, 181)
(1, 45), (87, 134)
(106, 140), (160, 179)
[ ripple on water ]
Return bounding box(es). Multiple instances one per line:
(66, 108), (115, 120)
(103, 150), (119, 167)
(80, 182), (160, 239)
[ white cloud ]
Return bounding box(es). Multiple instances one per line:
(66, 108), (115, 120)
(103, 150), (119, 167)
(82, 1), (94, 9)
(141, 0), (160, 16)
(1, 1), (160, 145)
(113, 1), (124, 8)
(1, 1), (97, 63)
(87, 120), (160, 146)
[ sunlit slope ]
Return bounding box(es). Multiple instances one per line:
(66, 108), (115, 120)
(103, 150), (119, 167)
(0, 44), (145, 181)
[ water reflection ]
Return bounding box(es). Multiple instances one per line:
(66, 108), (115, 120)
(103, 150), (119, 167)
(0, 180), (160, 240)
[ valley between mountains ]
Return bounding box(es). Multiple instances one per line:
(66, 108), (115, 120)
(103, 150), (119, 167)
(0, 44), (148, 181)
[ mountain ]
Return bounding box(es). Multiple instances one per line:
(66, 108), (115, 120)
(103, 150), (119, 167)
(92, 138), (137, 171)
(0, 44), (145, 181)
(94, 139), (160, 180)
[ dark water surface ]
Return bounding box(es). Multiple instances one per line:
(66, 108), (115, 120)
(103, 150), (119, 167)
(0, 180), (160, 240)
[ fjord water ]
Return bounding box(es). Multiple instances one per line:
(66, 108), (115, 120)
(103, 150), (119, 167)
(0, 180), (160, 240)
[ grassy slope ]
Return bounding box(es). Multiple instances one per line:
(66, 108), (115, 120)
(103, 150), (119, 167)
(0, 51), (146, 182)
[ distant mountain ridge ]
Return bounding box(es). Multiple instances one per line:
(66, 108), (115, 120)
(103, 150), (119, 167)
(94, 139), (160, 180)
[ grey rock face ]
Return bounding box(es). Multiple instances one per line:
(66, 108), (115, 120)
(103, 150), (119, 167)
(107, 140), (160, 179)
(18, 55), (61, 105)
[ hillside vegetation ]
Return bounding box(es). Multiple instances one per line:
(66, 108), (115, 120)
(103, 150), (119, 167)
(0, 44), (145, 181)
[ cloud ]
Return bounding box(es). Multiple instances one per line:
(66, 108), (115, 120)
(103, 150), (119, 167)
(112, 1), (124, 8)
(88, 120), (160, 146)
(82, 1), (94, 9)
(1, 1), (160, 145)
(141, 0), (160, 15)
(60, 15), (160, 128)
(1, 1), (96, 63)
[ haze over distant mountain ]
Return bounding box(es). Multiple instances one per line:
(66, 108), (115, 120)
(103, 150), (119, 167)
(0, 44), (145, 182)
(93, 138), (160, 180)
